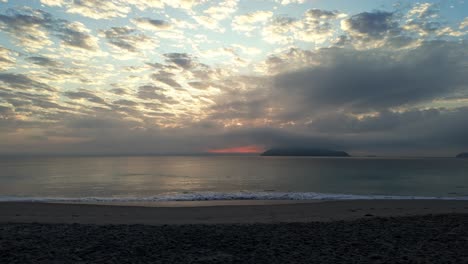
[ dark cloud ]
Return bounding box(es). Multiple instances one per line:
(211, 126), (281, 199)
(305, 9), (342, 20)
(309, 107), (468, 155)
(271, 41), (467, 114)
(132, 17), (172, 30)
(163, 53), (195, 69)
(310, 109), (441, 134)
(0, 73), (55, 92)
(342, 11), (399, 39)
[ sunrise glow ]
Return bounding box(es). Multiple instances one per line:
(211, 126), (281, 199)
(207, 145), (264, 154)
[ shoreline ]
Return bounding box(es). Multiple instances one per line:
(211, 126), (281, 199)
(2, 199), (468, 225)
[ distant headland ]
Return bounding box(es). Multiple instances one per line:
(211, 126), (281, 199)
(261, 148), (350, 157)
(456, 152), (468, 158)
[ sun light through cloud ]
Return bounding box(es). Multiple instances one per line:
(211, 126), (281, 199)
(207, 145), (265, 154)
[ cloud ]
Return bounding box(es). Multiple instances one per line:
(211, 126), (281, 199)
(113, 99), (138, 107)
(0, 73), (56, 92)
(27, 56), (60, 67)
(0, 9), (53, 51)
(0, 47), (17, 70)
(338, 10), (430, 49)
(402, 3), (464, 38)
(41, 0), (206, 19)
(0, 2), (467, 156)
(52, 21), (99, 50)
(0, 8), (98, 51)
(109, 88), (128, 95)
(194, 0), (238, 32)
(64, 89), (108, 105)
(131, 18), (172, 31)
(262, 16), (297, 44)
(260, 8), (345, 44)
(0, 105), (13, 117)
(271, 42), (467, 113)
(151, 72), (182, 88)
(126, 0), (204, 11)
(66, 0), (130, 19)
(136, 85), (179, 105)
(163, 53), (196, 69)
(461, 18), (468, 29)
(308, 107), (468, 155)
(232, 11), (273, 33)
(209, 39), (467, 135)
(203, 0), (238, 20)
(296, 9), (346, 43)
(407, 3), (437, 19)
(101, 26), (156, 53)
(341, 11), (399, 40)
(278, 0), (305, 5)
(40, 0), (64, 6)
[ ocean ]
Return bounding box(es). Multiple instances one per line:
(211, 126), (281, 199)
(1, 156), (467, 202)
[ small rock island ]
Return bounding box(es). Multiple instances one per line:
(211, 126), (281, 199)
(456, 152), (468, 158)
(261, 148), (350, 157)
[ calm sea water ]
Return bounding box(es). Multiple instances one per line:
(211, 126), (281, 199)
(0, 156), (467, 201)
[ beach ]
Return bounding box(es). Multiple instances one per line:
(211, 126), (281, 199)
(1, 200), (468, 263)
(2, 200), (468, 224)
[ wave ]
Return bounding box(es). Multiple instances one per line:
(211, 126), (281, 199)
(1, 191), (468, 202)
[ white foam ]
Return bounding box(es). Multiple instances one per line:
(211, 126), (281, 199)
(1, 191), (468, 203)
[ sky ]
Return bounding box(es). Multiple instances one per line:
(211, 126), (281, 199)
(0, 0), (467, 156)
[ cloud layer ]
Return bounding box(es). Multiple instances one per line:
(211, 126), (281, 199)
(0, 1), (467, 156)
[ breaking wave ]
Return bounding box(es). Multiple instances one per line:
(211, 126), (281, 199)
(1, 191), (468, 202)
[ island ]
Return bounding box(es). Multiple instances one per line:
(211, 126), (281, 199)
(456, 152), (468, 158)
(261, 148), (350, 157)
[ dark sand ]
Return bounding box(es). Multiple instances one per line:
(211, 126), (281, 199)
(2, 200), (468, 263)
(1, 214), (468, 263)
(2, 200), (468, 224)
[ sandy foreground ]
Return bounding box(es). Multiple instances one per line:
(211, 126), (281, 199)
(1, 200), (468, 224)
(2, 200), (468, 263)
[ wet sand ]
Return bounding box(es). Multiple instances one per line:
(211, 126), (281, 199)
(2, 200), (468, 263)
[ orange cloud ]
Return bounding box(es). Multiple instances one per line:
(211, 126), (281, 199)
(207, 145), (264, 154)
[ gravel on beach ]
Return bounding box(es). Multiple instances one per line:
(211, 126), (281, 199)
(1, 214), (468, 264)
